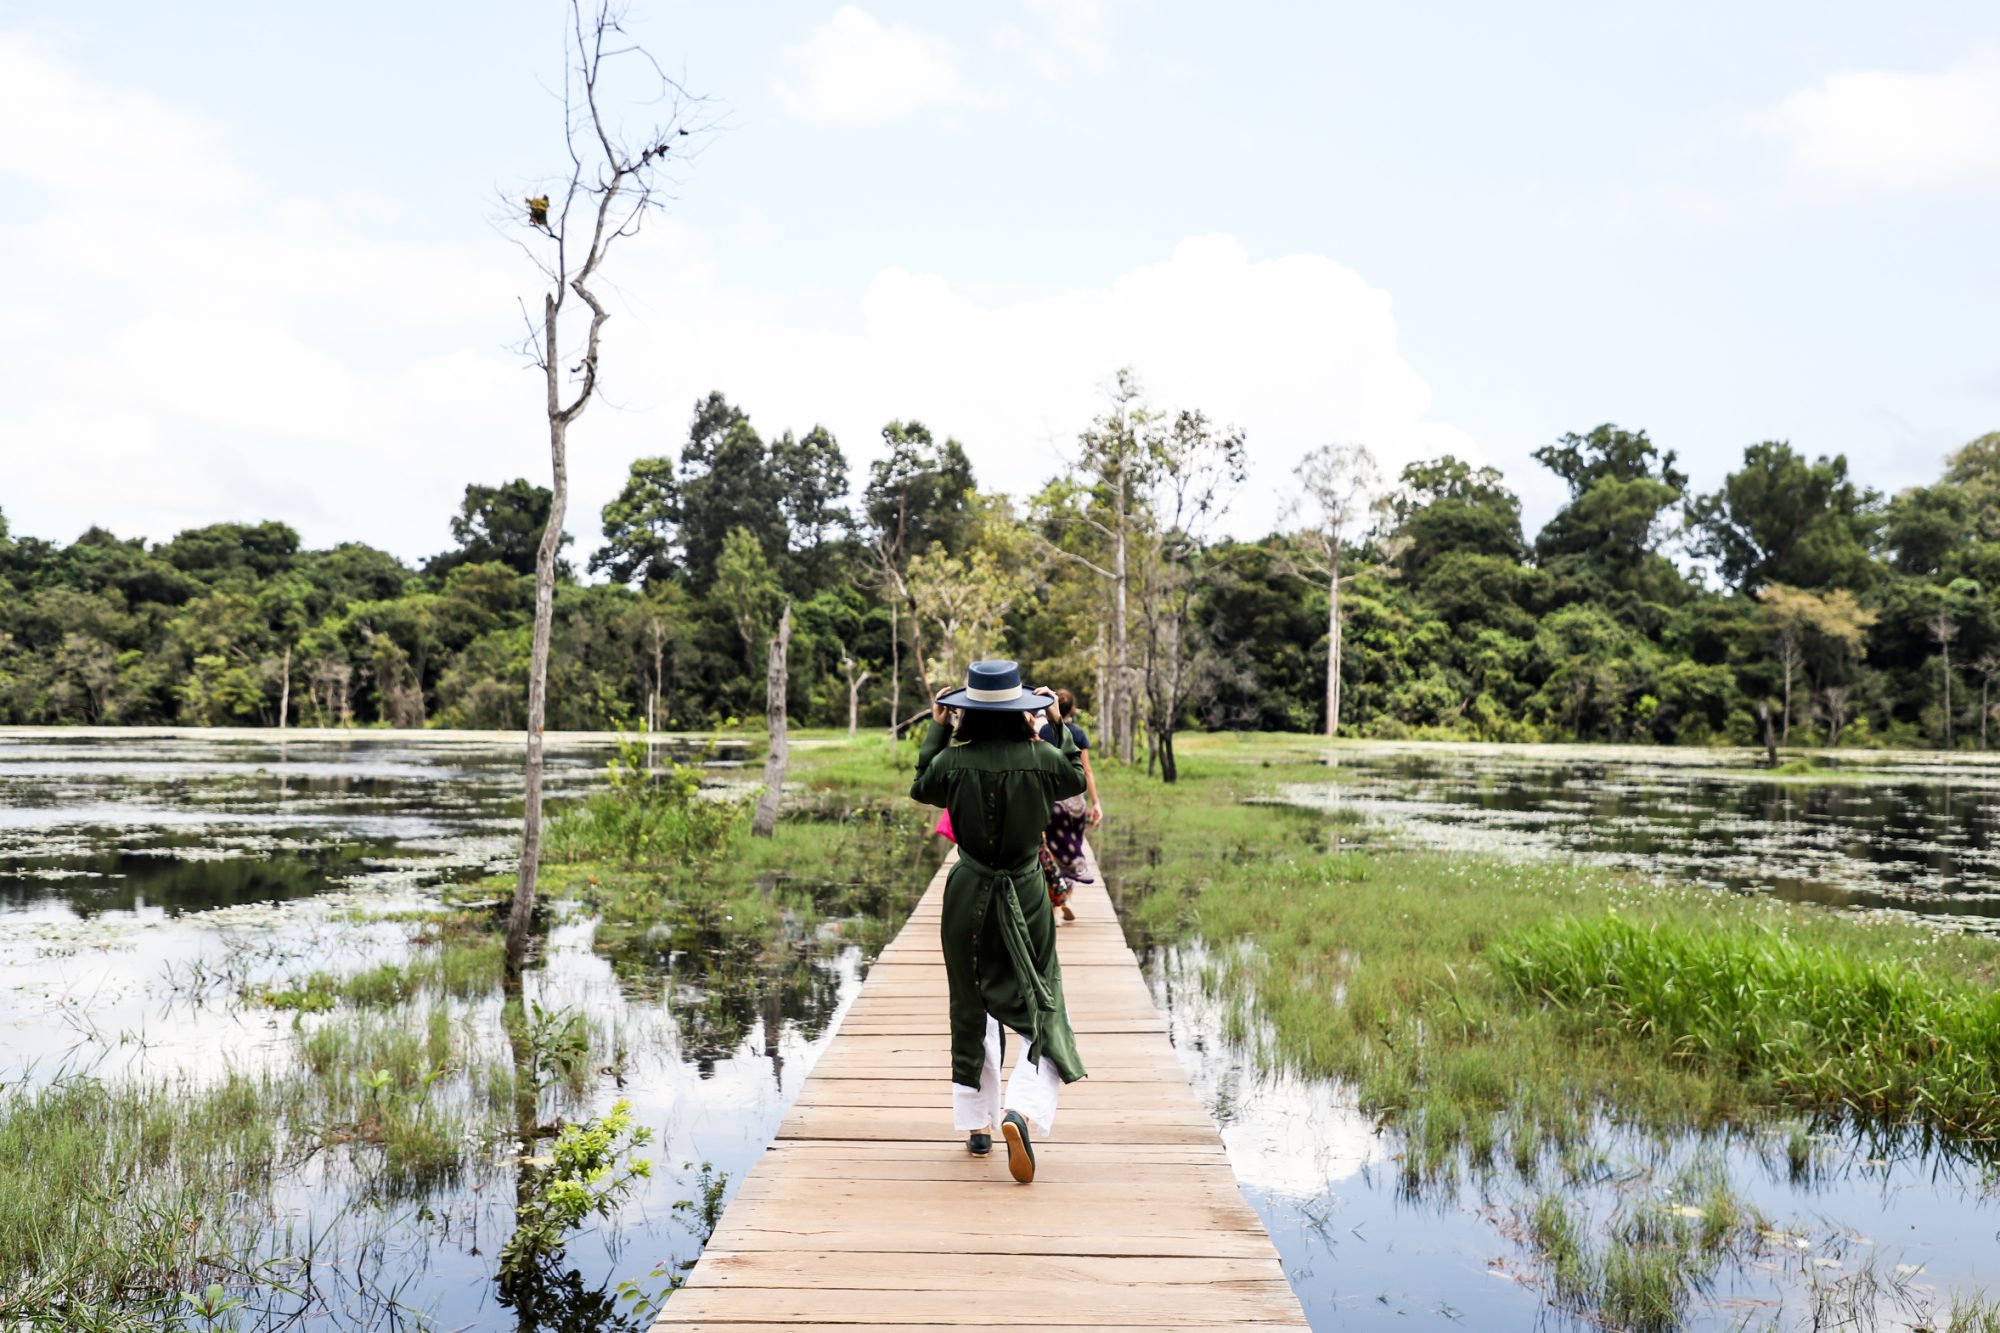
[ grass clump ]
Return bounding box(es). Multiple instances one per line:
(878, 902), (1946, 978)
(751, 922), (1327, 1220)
(0, 1073), (282, 1323)
(1493, 914), (2000, 1149)
(544, 731), (747, 867)
(1089, 732), (2000, 1180)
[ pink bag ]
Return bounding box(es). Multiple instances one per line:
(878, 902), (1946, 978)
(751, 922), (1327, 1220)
(934, 810), (955, 843)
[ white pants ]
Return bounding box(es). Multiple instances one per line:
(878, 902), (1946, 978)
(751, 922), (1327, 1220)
(951, 1013), (1061, 1137)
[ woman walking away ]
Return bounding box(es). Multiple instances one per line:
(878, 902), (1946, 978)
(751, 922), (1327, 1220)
(1039, 689), (1102, 921)
(911, 660), (1088, 1184)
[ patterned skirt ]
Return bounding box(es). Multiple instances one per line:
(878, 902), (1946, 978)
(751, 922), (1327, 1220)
(1045, 795), (1092, 884)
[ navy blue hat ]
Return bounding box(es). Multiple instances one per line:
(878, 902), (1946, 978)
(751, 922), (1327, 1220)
(936, 659), (1050, 713)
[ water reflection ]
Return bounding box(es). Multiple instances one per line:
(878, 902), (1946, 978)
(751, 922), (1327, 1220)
(0, 730), (874, 1331)
(1287, 748), (2000, 923)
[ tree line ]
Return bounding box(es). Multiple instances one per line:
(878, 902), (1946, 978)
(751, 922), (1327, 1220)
(3, 380), (1996, 765)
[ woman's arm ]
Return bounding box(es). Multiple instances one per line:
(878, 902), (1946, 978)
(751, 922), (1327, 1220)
(909, 691), (955, 806)
(1080, 748), (1103, 826)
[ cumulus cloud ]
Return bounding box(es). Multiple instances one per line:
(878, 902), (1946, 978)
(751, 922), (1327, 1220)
(0, 33), (539, 560)
(607, 233), (1473, 541)
(1760, 48), (2000, 193)
(773, 6), (971, 125)
(1, 32), (1468, 564)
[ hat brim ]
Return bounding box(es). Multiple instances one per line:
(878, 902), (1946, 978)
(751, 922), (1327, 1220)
(937, 687), (1051, 713)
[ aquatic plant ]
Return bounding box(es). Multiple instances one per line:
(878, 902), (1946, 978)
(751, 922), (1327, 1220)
(1493, 914), (2000, 1149)
(544, 729), (747, 866)
(499, 1099), (655, 1279)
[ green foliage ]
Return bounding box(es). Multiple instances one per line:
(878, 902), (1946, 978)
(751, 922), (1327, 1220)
(499, 1099), (654, 1278)
(544, 729), (747, 865)
(4, 404), (1996, 752)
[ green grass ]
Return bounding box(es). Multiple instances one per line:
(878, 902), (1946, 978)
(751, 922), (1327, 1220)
(255, 924), (504, 1011)
(1493, 915), (2000, 1149)
(1082, 732), (2000, 1178)
(0, 1073), (281, 1323)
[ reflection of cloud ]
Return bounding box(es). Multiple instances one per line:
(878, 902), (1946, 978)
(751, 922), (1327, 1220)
(1155, 942), (1386, 1196)
(1758, 48), (2000, 194)
(773, 7), (971, 126)
(1216, 1069), (1386, 1195)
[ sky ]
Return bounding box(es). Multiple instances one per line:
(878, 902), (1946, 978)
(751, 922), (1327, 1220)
(2, 1), (1997, 567)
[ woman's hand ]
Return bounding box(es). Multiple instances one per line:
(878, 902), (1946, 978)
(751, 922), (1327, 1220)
(931, 688), (952, 727)
(1089, 801), (1104, 826)
(1026, 686), (1056, 737)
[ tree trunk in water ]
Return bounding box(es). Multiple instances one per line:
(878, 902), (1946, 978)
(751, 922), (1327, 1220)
(752, 603), (792, 838)
(1756, 700), (1778, 768)
(278, 644), (291, 732)
(1942, 646), (1954, 750)
(506, 299), (569, 977)
(1780, 655), (1792, 747)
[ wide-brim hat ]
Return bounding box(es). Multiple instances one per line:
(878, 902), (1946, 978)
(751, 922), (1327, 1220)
(937, 659), (1049, 713)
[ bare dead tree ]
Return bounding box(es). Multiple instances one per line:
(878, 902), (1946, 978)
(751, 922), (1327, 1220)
(1031, 370), (1154, 764)
(1132, 409), (1244, 783)
(1813, 683), (1853, 747)
(837, 644), (874, 739)
(504, 1), (707, 973)
(1976, 653), (2000, 751)
(1927, 610), (1961, 751)
(1278, 443), (1379, 739)
(752, 602), (792, 838)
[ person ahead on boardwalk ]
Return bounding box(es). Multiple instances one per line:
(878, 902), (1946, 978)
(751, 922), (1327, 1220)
(1038, 688), (1101, 921)
(910, 659), (1088, 1184)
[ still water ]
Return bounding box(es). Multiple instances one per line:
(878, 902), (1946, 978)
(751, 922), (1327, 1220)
(1173, 743), (2000, 1330)
(3, 734), (1997, 1329)
(0, 730), (843, 1330)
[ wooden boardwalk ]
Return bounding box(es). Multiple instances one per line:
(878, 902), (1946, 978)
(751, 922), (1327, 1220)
(655, 848), (1309, 1331)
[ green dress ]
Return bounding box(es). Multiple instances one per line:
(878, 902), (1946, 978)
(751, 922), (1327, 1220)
(910, 718), (1089, 1089)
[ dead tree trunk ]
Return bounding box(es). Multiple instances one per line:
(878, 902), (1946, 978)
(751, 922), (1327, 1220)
(278, 644), (291, 732)
(507, 297), (571, 973)
(1324, 562), (1341, 738)
(840, 647), (872, 740)
(753, 603), (793, 838)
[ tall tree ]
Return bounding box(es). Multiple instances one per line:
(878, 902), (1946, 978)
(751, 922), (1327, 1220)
(772, 424), (850, 591)
(676, 392), (787, 590)
(1532, 424), (1688, 604)
(863, 420), (975, 740)
(428, 480), (565, 580)
(1283, 443), (1378, 738)
(1687, 442), (1880, 593)
(1134, 409), (1245, 781)
(590, 456), (680, 586)
(504, 0), (704, 975)
(1035, 371), (1155, 764)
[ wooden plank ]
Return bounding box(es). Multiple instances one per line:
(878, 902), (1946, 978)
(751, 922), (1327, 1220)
(654, 846), (1308, 1330)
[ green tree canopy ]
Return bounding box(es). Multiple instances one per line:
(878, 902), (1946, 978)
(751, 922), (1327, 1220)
(427, 479), (568, 580)
(1686, 442), (1879, 593)
(864, 421), (976, 557)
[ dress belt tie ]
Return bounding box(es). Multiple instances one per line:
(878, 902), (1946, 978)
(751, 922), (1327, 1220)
(957, 849), (1056, 1052)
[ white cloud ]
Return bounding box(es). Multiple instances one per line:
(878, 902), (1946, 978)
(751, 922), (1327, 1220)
(1760, 49), (2000, 193)
(0, 32), (1468, 565)
(606, 233), (1473, 541)
(994, 0), (1119, 82)
(0, 33), (539, 560)
(773, 6), (970, 126)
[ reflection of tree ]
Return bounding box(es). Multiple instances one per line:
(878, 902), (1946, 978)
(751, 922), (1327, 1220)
(495, 1261), (646, 1333)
